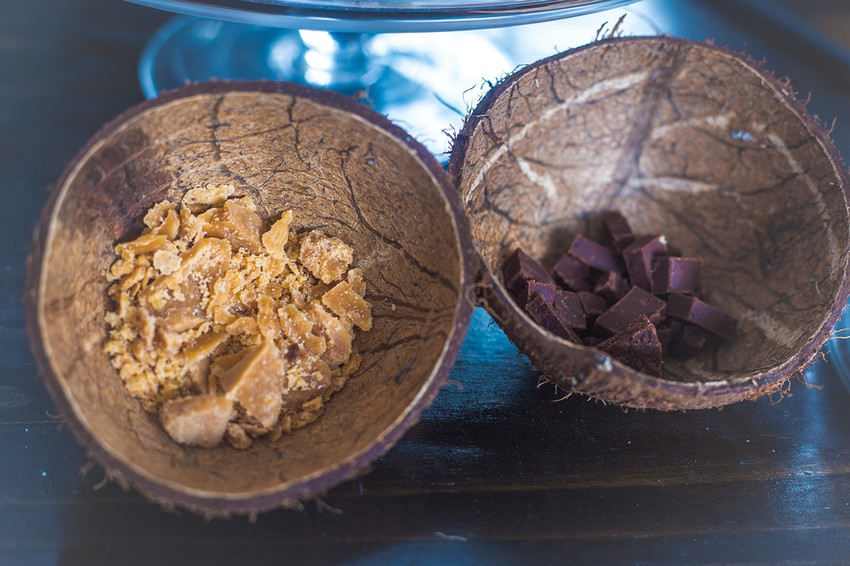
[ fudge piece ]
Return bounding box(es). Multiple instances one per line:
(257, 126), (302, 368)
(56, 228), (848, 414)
(667, 292), (736, 341)
(323, 280), (373, 331)
(568, 234), (621, 273)
(595, 286), (667, 337)
(200, 198), (264, 253)
(597, 315), (663, 376)
(218, 341), (285, 429)
(516, 280), (557, 307)
(526, 294), (581, 343)
(552, 253), (592, 292)
(553, 289), (586, 330)
(502, 248), (554, 293)
(623, 235), (667, 291)
(651, 256), (702, 295)
(159, 394), (234, 447)
(577, 291), (609, 318)
(300, 230), (354, 284)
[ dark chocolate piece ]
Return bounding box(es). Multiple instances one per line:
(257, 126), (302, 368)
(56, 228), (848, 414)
(669, 324), (708, 358)
(651, 256), (702, 295)
(577, 291), (609, 318)
(593, 270), (630, 302)
(583, 336), (602, 347)
(597, 315), (663, 376)
(526, 294), (581, 343)
(667, 292), (736, 341)
(553, 289), (586, 330)
(623, 235), (667, 291)
(604, 211), (635, 252)
(516, 280), (556, 307)
(503, 248), (554, 293)
(595, 286), (667, 337)
(552, 253), (592, 292)
(568, 234), (621, 273)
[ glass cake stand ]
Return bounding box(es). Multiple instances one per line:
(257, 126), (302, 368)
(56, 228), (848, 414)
(128, 0), (653, 156)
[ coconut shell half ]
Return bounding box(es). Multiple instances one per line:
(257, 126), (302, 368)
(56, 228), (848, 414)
(449, 36), (850, 410)
(26, 82), (476, 514)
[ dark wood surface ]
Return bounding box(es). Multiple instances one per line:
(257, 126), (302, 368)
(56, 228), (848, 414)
(3, 0), (850, 564)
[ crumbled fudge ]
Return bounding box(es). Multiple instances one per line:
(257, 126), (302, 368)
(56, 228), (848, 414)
(159, 395), (234, 448)
(501, 212), (735, 375)
(104, 185), (372, 449)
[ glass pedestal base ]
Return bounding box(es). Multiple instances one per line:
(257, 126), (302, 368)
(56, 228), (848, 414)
(138, 4), (660, 156)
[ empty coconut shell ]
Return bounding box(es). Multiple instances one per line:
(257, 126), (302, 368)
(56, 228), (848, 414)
(449, 36), (850, 410)
(26, 82), (476, 514)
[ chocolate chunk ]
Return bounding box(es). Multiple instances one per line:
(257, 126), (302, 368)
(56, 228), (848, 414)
(503, 248), (554, 293)
(583, 336), (602, 347)
(597, 315), (663, 376)
(568, 234), (621, 273)
(651, 256), (702, 295)
(593, 270), (630, 302)
(604, 211), (635, 252)
(516, 280), (556, 307)
(577, 291), (609, 318)
(623, 235), (667, 290)
(553, 289), (586, 330)
(595, 286), (667, 337)
(669, 323), (708, 358)
(667, 292), (736, 341)
(552, 253), (592, 292)
(526, 294), (581, 343)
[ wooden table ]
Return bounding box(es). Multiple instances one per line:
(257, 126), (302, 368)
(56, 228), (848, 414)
(3, 0), (850, 563)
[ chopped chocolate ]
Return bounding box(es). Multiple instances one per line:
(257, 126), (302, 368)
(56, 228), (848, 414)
(667, 292), (736, 341)
(651, 256), (702, 295)
(593, 270), (630, 302)
(526, 294), (581, 343)
(623, 235), (668, 291)
(553, 290), (586, 330)
(568, 234), (621, 273)
(595, 286), (667, 337)
(669, 324), (709, 358)
(516, 280), (557, 307)
(502, 213), (736, 375)
(604, 211), (635, 252)
(577, 291), (609, 318)
(597, 315), (663, 376)
(552, 253), (592, 292)
(503, 248), (554, 293)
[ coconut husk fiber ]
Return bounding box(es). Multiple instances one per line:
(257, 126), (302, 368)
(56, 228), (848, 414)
(449, 36), (850, 410)
(26, 82), (475, 514)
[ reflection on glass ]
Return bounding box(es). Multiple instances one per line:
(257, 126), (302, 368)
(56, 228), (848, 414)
(137, 1), (661, 156)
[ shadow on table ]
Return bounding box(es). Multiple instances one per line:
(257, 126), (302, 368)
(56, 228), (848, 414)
(55, 309), (850, 564)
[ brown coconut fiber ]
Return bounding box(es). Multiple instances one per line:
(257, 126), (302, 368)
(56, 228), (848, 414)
(449, 36), (850, 410)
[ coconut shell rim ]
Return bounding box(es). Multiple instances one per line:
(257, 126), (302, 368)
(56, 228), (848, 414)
(25, 80), (478, 514)
(447, 35), (850, 409)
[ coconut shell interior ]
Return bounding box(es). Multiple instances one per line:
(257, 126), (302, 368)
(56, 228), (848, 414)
(27, 82), (473, 513)
(450, 37), (850, 409)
